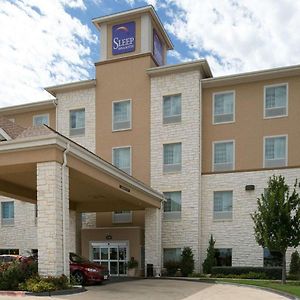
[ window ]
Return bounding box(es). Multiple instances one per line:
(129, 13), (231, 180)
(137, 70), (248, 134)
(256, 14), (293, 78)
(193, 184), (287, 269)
(163, 191), (181, 220)
(113, 100), (131, 131)
(264, 84), (288, 118)
(112, 211), (132, 223)
(163, 248), (181, 265)
(215, 248), (232, 266)
(163, 143), (182, 173)
(213, 191), (233, 220)
(1, 201), (14, 226)
(213, 91), (234, 124)
(264, 136), (287, 168)
(70, 108), (85, 136)
(0, 249), (19, 255)
(213, 141), (234, 172)
(112, 147), (131, 174)
(33, 114), (49, 126)
(163, 94), (181, 124)
(263, 248), (282, 267)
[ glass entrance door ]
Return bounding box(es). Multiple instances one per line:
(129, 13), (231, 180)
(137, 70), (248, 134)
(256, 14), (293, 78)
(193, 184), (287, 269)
(91, 242), (128, 276)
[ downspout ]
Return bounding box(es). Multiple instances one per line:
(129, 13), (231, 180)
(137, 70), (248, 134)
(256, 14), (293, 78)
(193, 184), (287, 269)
(62, 142), (70, 276)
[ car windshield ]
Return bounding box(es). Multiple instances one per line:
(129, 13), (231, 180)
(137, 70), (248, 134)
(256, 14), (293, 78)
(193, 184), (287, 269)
(69, 253), (90, 263)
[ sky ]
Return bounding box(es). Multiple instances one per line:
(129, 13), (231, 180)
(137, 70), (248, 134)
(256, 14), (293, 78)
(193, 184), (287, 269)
(1, 0), (300, 107)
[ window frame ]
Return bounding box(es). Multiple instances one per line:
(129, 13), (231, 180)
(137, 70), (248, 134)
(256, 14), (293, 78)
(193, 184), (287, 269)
(1, 201), (14, 226)
(212, 140), (235, 172)
(162, 93), (182, 124)
(69, 108), (85, 137)
(213, 190), (233, 221)
(163, 142), (182, 173)
(112, 145), (132, 175)
(163, 191), (182, 221)
(112, 99), (132, 132)
(263, 83), (288, 119)
(263, 134), (288, 168)
(33, 114), (49, 126)
(212, 90), (235, 125)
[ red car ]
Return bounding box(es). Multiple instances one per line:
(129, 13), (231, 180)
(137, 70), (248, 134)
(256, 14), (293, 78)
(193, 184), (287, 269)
(69, 252), (109, 285)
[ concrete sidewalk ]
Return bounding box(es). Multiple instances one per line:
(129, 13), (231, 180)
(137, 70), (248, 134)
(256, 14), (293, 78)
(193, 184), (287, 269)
(0, 279), (291, 300)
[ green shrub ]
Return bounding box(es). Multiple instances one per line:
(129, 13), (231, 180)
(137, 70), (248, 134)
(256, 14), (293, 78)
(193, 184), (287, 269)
(20, 275), (70, 292)
(164, 261), (181, 276)
(127, 257), (138, 269)
(0, 261), (38, 290)
(202, 235), (217, 274)
(211, 266), (282, 280)
(181, 247), (194, 277)
(289, 251), (300, 279)
(213, 272), (267, 279)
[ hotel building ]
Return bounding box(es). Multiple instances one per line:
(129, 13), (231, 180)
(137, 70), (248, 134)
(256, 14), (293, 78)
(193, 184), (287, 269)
(0, 5), (299, 276)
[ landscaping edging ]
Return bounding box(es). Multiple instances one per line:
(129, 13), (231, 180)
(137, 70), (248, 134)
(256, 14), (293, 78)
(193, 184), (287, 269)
(159, 277), (300, 300)
(0, 286), (86, 297)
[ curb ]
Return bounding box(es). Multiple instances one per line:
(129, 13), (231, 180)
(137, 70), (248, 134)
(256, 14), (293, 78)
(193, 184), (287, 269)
(0, 286), (86, 297)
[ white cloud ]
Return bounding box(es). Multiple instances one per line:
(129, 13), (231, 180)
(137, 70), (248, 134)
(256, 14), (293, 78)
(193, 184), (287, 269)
(0, 0), (97, 107)
(164, 0), (300, 76)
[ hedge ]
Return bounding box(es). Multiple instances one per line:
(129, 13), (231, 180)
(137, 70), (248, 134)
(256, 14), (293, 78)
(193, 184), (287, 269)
(211, 266), (282, 280)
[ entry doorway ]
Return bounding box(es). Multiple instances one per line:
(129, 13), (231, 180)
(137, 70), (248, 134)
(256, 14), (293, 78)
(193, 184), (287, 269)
(91, 241), (129, 276)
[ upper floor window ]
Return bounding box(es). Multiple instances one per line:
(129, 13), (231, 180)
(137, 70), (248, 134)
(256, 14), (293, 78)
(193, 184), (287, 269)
(264, 135), (287, 168)
(213, 140), (234, 172)
(70, 108), (85, 136)
(163, 191), (181, 220)
(113, 100), (131, 131)
(264, 84), (288, 118)
(163, 143), (182, 173)
(213, 191), (233, 220)
(213, 91), (235, 124)
(33, 114), (49, 126)
(163, 94), (181, 124)
(1, 201), (14, 226)
(112, 211), (132, 223)
(112, 146), (131, 175)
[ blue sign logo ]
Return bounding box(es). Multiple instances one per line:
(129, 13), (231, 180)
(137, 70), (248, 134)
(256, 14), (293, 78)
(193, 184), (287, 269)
(153, 30), (163, 65)
(112, 21), (135, 55)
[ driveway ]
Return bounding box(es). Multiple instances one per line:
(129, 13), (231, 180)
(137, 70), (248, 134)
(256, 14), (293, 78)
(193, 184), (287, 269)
(0, 279), (290, 300)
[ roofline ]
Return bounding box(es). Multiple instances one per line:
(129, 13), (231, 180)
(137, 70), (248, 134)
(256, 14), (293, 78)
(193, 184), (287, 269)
(147, 59), (213, 77)
(44, 79), (96, 96)
(92, 5), (173, 50)
(202, 64), (300, 88)
(0, 99), (56, 114)
(0, 127), (164, 202)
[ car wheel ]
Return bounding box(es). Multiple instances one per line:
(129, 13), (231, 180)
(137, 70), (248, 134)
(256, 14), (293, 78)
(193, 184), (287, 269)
(73, 271), (85, 285)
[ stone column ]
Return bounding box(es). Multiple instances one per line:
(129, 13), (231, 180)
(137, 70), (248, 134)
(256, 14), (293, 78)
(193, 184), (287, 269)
(145, 206), (162, 277)
(37, 162), (69, 277)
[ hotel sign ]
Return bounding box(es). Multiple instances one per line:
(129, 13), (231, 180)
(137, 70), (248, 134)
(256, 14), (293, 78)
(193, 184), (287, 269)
(153, 29), (163, 65)
(112, 21), (135, 55)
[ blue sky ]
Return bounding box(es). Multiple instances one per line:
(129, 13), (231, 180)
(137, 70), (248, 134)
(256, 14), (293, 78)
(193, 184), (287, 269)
(1, 0), (300, 106)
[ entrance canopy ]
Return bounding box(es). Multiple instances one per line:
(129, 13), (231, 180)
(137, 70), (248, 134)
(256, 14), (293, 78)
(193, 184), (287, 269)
(0, 125), (164, 212)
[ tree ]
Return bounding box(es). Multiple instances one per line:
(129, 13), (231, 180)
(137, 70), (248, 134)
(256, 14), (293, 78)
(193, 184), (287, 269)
(289, 251), (300, 279)
(202, 235), (217, 274)
(181, 247), (194, 276)
(251, 175), (300, 284)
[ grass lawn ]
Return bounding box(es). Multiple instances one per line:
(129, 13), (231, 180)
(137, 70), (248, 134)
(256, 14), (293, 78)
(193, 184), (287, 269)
(211, 278), (300, 297)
